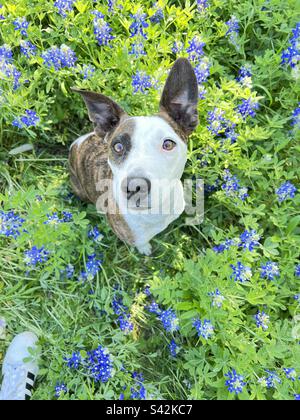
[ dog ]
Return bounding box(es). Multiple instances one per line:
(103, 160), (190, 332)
(69, 58), (199, 255)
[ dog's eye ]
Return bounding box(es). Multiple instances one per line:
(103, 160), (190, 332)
(113, 142), (124, 153)
(163, 139), (176, 151)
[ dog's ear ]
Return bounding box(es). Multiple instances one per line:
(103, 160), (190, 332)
(159, 58), (199, 136)
(71, 88), (126, 137)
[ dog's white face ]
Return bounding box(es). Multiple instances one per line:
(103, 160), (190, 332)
(107, 116), (188, 213)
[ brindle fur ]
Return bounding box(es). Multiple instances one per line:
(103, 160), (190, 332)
(157, 110), (188, 144)
(69, 131), (135, 245)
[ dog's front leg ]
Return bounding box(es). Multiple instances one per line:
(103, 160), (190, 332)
(136, 242), (152, 256)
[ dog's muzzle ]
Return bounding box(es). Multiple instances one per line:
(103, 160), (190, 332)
(121, 176), (151, 209)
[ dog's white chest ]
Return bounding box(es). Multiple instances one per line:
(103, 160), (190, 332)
(121, 181), (186, 254)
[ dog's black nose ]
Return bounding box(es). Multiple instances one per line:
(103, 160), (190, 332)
(122, 177), (151, 201)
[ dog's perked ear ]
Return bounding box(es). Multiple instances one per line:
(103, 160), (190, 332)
(159, 58), (199, 136)
(71, 88), (126, 137)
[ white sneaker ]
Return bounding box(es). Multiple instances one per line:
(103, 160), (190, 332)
(0, 332), (39, 400)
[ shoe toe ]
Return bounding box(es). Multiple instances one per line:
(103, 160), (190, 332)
(3, 332), (38, 366)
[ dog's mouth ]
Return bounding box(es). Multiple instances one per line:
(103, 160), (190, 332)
(125, 184), (151, 210)
(127, 193), (151, 211)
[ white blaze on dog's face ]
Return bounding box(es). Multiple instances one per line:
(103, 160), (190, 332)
(107, 116), (188, 213)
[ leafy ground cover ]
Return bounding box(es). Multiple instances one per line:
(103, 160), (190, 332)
(0, 0), (299, 400)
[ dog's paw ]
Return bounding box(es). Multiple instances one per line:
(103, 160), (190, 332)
(137, 242), (152, 256)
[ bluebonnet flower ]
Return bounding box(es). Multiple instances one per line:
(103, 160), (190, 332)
(186, 36), (205, 62)
(239, 229), (261, 251)
(130, 372), (146, 400)
(41, 45), (77, 70)
(44, 212), (61, 226)
(225, 125), (238, 144)
(169, 339), (178, 357)
(0, 44), (13, 62)
(143, 286), (151, 297)
(291, 103), (300, 129)
(66, 351), (82, 370)
(79, 254), (102, 282)
(194, 58), (210, 84)
(294, 294), (300, 301)
(295, 264), (300, 277)
(0, 44), (13, 63)
(61, 211), (73, 222)
(145, 300), (161, 314)
(87, 345), (113, 383)
(207, 108), (227, 135)
(198, 85), (207, 100)
(0, 45), (22, 90)
(60, 44), (77, 67)
(88, 226), (103, 243)
(237, 98), (259, 119)
(237, 65), (252, 88)
(159, 309), (179, 333)
(230, 262), (252, 283)
(222, 170), (249, 201)
(213, 238), (237, 253)
(65, 264), (75, 278)
(294, 394), (300, 400)
(84, 254), (102, 278)
(255, 311), (270, 331)
(107, 0), (115, 13)
(225, 369), (246, 394)
(197, 0), (209, 13)
(81, 64), (95, 79)
(193, 319), (214, 339)
(261, 261), (280, 281)
(118, 314), (134, 334)
(226, 16), (240, 46)
(112, 293), (133, 334)
(204, 180), (220, 195)
(44, 211), (72, 225)
(172, 41), (183, 54)
(13, 17), (29, 37)
(55, 383), (68, 398)
(0, 211), (25, 238)
(283, 368), (297, 381)
(41, 46), (62, 70)
(129, 42), (147, 58)
(0, 4), (4, 20)
(24, 246), (49, 266)
(132, 71), (152, 94)
(276, 181), (297, 202)
(209, 289), (225, 308)
(130, 11), (149, 39)
(92, 12), (115, 46)
(11, 67), (22, 90)
(281, 23), (300, 71)
(61, 264), (75, 279)
(112, 295), (125, 315)
(150, 4), (164, 24)
(20, 40), (36, 58)
(258, 370), (281, 389)
(54, 0), (75, 17)
(0, 63), (22, 90)
(12, 110), (39, 128)
(282, 46), (300, 73)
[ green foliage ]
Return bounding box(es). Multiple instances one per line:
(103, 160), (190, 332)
(0, 0), (299, 400)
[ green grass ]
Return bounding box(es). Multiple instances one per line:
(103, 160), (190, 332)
(1, 0), (300, 400)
